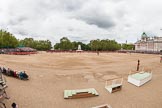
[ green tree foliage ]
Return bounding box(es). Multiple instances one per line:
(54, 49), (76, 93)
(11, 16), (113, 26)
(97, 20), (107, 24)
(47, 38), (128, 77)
(54, 37), (121, 51)
(90, 39), (100, 50)
(59, 37), (72, 50)
(54, 37), (90, 50)
(19, 38), (52, 51)
(0, 29), (124, 51)
(54, 43), (60, 50)
(89, 39), (121, 51)
(0, 29), (18, 48)
(122, 44), (135, 50)
(0, 30), (52, 50)
(71, 41), (90, 50)
(19, 38), (35, 48)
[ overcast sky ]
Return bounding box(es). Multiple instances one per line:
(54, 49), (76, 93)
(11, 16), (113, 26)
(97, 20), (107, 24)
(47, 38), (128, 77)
(0, 0), (162, 44)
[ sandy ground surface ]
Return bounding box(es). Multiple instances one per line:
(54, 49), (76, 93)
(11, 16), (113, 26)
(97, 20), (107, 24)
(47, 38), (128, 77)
(0, 52), (162, 108)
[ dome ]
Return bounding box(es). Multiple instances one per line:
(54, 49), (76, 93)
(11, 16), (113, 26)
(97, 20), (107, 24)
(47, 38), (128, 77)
(141, 32), (147, 38)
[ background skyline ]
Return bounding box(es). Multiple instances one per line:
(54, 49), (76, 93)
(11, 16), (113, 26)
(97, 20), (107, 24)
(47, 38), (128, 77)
(0, 0), (162, 44)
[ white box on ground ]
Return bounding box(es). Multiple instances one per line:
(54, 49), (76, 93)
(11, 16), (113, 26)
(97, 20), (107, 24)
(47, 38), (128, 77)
(128, 71), (152, 87)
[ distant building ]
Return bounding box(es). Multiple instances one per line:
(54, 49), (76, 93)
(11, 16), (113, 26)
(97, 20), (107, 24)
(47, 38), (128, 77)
(135, 32), (162, 51)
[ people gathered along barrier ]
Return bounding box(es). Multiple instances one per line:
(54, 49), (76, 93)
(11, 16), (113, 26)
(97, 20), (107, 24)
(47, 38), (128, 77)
(0, 67), (29, 80)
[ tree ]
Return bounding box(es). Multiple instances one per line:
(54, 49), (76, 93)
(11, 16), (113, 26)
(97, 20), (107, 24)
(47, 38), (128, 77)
(54, 37), (121, 51)
(122, 44), (135, 50)
(0, 30), (52, 50)
(54, 43), (60, 50)
(19, 38), (35, 48)
(0, 29), (18, 48)
(71, 41), (90, 50)
(59, 37), (72, 50)
(88, 39), (120, 51)
(19, 38), (52, 50)
(90, 39), (100, 51)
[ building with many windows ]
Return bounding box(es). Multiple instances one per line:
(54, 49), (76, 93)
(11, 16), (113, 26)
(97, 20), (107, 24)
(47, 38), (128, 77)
(135, 32), (162, 51)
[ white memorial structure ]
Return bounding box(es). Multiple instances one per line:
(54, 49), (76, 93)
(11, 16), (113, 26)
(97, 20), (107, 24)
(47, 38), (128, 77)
(76, 44), (83, 52)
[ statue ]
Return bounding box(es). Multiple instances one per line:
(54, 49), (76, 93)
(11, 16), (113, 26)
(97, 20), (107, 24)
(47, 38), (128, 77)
(78, 45), (81, 50)
(76, 44), (82, 52)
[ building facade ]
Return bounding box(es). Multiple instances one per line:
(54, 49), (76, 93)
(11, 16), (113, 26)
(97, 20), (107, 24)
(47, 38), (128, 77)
(135, 32), (162, 51)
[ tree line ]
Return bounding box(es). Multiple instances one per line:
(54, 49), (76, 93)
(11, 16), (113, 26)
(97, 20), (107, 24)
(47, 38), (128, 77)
(0, 29), (134, 51)
(0, 29), (52, 50)
(19, 38), (52, 51)
(0, 30), (18, 48)
(54, 37), (134, 51)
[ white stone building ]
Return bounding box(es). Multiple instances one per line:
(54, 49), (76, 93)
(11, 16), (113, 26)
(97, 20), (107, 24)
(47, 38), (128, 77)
(135, 32), (162, 51)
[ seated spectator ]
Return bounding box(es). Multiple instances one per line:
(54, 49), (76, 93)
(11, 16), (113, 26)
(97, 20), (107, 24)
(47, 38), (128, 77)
(10, 70), (14, 77)
(22, 71), (28, 79)
(2, 67), (7, 74)
(0, 67), (2, 73)
(19, 72), (24, 80)
(7, 68), (11, 76)
(11, 102), (18, 108)
(13, 71), (18, 78)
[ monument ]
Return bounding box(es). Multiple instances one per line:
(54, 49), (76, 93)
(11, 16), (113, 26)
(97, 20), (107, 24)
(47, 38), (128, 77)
(76, 44), (83, 52)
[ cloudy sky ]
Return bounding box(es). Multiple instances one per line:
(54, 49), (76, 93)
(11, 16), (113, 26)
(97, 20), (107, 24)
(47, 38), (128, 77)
(0, 0), (162, 44)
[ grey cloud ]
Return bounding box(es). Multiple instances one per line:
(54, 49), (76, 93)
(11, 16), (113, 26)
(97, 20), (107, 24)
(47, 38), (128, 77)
(69, 0), (117, 29)
(110, 0), (124, 2)
(76, 10), (116, 29)
(1, 0), (162, 44)
(70, 36), (89, 43)
(68, 28), (74, 31)
(125, 24), (131, 27)
(17, 31), (28, 36)
(8, 20), (18, 26)
(116, 9), (127, 18)
(18, 17), (27, 22)
(8, 17), (26, 26)
(60, 0), (84, 11)
(70, 36), (83, 40)
(79, 16), (115, 29)
(38, 0), (84, 12)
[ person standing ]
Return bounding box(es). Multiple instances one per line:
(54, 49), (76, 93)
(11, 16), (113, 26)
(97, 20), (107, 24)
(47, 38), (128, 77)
(137, 60), (140, 71)
(97, 51), (99, 56)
